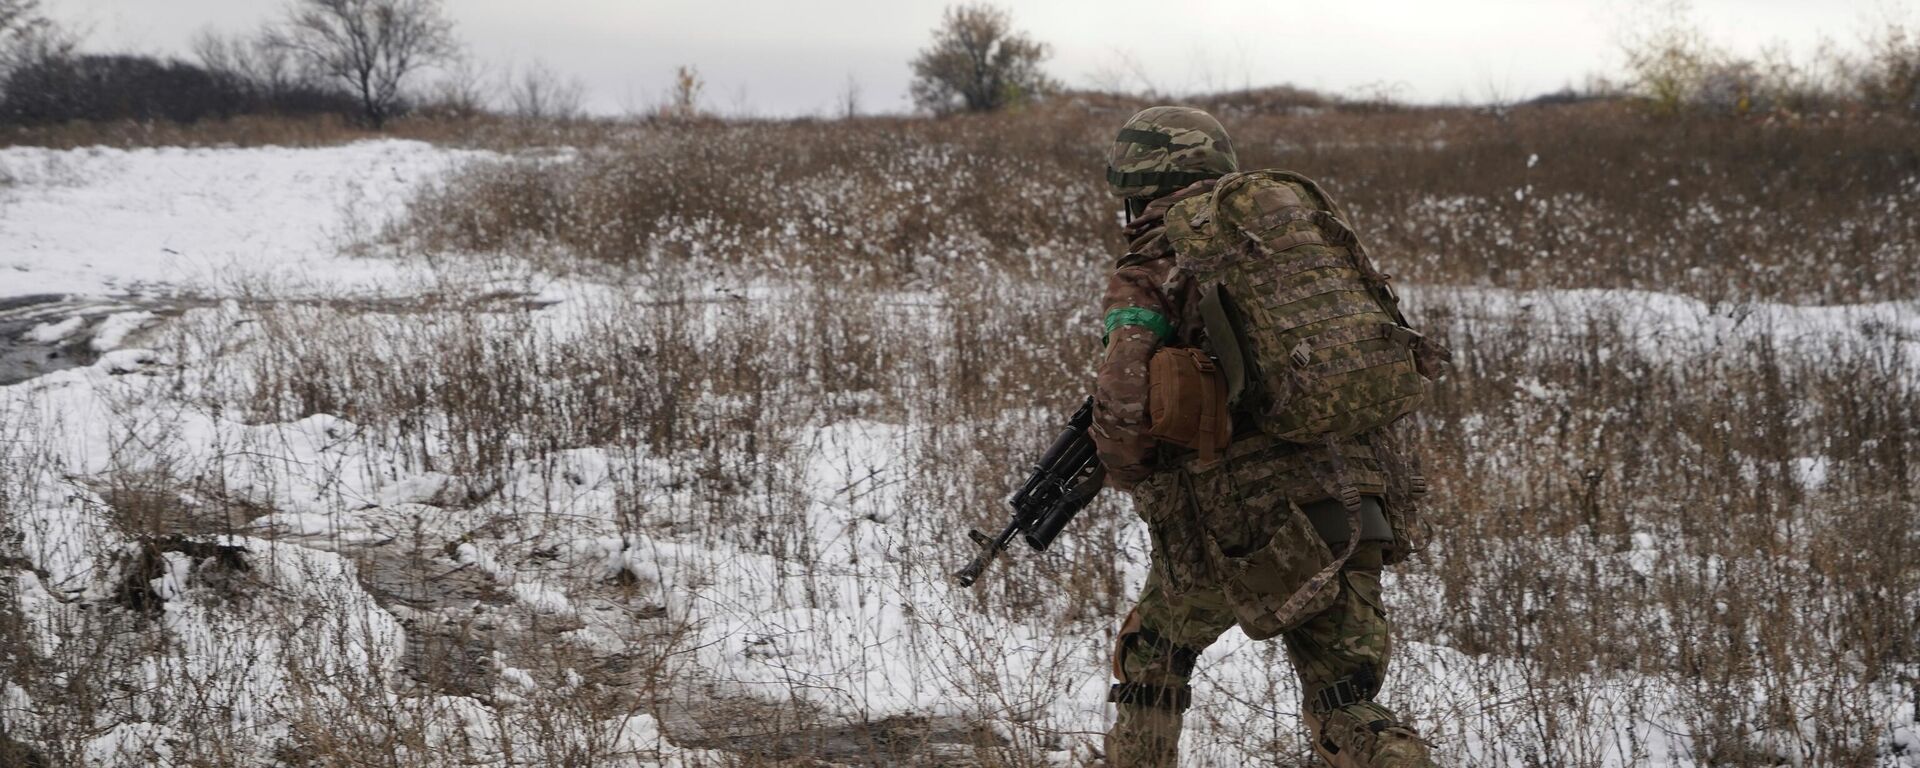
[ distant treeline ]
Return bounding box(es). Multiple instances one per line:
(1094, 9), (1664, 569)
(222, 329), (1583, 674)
(1, 0), (1915, 130)
(0, 0), (462, 129)
(0, 53), (360, 125)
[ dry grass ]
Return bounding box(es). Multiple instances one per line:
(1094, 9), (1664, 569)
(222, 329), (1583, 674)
(1405, 294), (1918, 764)
(2, 101), (1916, 766)
(392, 101), (1920, 303)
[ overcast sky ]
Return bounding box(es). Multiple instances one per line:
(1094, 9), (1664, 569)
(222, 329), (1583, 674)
(46, 0), (1913, 116)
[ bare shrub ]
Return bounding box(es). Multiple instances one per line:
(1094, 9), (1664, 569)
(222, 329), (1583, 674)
(416, 52), (491, 119)
(1850, 17), (1920, 114)
(505, 59), (584, 123)
(1619, 0), (1715, 114)
(910, 4), (1056, 115)
(662, 65), (703, 120)
(1400, 294), (1919, 764)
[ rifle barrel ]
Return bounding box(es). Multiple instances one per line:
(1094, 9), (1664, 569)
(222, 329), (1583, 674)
(953, 396), (1101, 587)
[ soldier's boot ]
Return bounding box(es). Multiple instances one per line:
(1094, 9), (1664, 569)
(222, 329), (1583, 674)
(1302, 701), (1437, 768)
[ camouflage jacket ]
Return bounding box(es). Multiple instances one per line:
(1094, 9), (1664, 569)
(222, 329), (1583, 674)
(1092, 179), (1392, 503)
(1092, 181), (1215, 487)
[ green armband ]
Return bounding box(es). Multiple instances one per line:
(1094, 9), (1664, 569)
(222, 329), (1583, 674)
(1102, 307), (1174, 346)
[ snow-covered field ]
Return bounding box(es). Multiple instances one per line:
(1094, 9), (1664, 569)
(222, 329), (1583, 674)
(1, 141), (1915, 766)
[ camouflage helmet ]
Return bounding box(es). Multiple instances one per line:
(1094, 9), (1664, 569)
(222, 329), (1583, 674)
(1105, 106), (1238, 200)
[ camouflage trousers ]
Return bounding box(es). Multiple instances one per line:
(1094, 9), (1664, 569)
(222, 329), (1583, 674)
(1105, 465), (1435, 767)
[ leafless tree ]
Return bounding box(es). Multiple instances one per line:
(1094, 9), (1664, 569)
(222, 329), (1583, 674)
(836, 73), (861, 119)
(909, 4), (1054, 114)
(193, 27), (302, 98)
(505, 59), (584, 122)
(0, 0), (68, 77)
(267, 0), (457, 128)
(419, 53), (491, 119)
(0, 0), (39, 41)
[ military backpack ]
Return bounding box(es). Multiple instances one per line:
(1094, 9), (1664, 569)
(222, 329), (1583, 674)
(1164, 170), (1449, 443)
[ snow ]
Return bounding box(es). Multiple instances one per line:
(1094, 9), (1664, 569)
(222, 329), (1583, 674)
(85, 310), (155, 351)
(1407, 284), (1920, 373)
(21, 315), (83, 342)
(1, 139), (1914, 767)
(0, 140), (491, 298)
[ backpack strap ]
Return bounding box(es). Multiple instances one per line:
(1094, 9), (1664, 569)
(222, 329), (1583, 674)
(1196, 283), (1252, 411)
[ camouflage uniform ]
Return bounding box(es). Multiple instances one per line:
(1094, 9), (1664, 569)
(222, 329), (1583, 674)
(1093, 107), (1437, 768)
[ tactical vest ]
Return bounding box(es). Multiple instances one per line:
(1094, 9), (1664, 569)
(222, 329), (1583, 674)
(1164, 170), (1448, 443)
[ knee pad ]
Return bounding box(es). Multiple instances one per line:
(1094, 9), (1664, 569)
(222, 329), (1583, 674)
(1111, 609), (1201, 683)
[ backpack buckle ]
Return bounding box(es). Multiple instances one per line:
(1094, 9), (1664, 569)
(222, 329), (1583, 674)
(1289, 342), (1312, 367)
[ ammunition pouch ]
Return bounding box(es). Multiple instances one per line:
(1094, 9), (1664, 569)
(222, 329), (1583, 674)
(1146, 346), (1232, 462)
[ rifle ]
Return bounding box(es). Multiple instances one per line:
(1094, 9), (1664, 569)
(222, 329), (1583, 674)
(952, 396), (1106, 587)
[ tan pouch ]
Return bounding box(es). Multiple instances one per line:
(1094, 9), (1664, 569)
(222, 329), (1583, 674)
(1147, 347), (1233, 462)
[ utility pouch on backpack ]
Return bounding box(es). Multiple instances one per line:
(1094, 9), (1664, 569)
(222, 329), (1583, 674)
(1147, 347), (1233, 462)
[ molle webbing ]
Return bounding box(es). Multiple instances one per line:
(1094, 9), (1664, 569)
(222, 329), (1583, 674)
(1310, 348), (1418, 379)
(1266, 276), (1371, 308)
(1261, 229), (1327, 253)
(1243, 202), (1317, 234)
(1260, 250), (1360, 285)
(1275, 295), (1387, 330)
(1295, 324), (1392, 353)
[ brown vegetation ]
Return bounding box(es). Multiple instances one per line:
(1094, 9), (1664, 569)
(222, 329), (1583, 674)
(393, 100), (1919, 304)
(1, 89), (1916, 766)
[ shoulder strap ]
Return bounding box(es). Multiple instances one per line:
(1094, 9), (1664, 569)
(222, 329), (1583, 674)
(1197, 283), (1253, 411)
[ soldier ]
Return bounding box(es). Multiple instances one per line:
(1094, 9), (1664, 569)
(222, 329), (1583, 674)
(1092, 106), (1441, 768)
